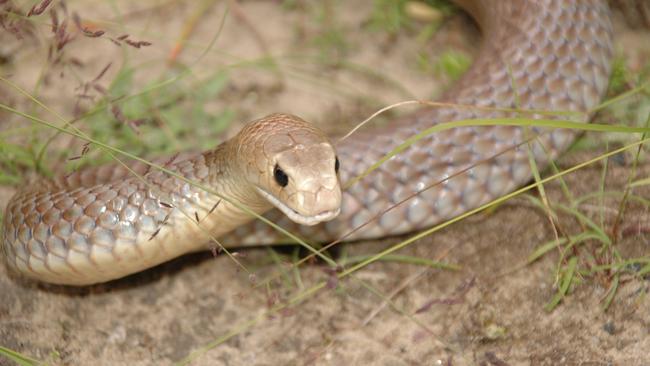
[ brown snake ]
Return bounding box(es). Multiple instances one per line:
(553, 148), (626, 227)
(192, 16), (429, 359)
(2, 0), (613, 285)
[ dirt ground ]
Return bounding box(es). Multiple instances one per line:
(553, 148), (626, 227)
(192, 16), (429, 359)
(1, 1), (650, 365)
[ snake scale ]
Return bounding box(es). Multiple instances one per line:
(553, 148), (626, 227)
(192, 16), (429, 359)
(2, 0), (614, 285)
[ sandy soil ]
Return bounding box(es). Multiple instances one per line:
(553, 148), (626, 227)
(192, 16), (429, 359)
(1, 1), (649, 365)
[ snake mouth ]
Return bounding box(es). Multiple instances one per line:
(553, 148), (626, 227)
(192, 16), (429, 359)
(256, 187), (340, 226)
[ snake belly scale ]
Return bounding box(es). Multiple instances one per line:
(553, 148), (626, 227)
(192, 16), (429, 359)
(2, 0), (614, 285)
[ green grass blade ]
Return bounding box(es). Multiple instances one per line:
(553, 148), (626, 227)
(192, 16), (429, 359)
(601, 274), (619, 311)
(637, 263), (650, 277)
(545, 256), (578, 312)
(555, 204), (612, 245)
(339, 254), (460, 270)
(528, 237), (568, 263)
(0, 346), (43, 366)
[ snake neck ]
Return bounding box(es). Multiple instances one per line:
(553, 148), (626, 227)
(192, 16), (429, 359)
(200, 142), (273, 228)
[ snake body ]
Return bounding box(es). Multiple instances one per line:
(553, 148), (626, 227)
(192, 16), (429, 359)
(2, 115), (341, 284)
(2, 0), (614, 285)
(228, 0), (614, 244)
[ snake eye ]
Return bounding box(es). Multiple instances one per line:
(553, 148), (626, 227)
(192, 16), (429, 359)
(273, 164), (289, 187)
(334, 157), (340, 173)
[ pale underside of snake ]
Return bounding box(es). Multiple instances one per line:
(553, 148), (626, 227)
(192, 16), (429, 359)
(2, 0), (614, 285)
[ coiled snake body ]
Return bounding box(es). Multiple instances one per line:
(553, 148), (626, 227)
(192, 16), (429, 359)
(2, 0), (614, 285)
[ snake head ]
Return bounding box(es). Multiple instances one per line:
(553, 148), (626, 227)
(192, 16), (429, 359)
(237, 114), (342, 226)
